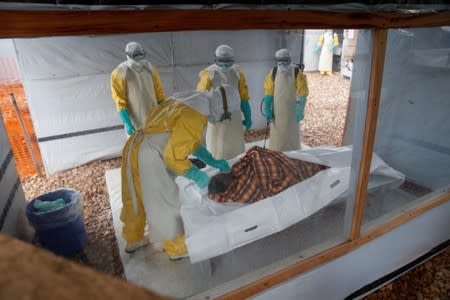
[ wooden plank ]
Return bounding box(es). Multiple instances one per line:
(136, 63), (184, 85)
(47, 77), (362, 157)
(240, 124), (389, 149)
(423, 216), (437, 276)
(219, 192), (449, 300)
(1, 9), (450, 38)
(0, 233), (170, 300)
(350, 29), (388, 240)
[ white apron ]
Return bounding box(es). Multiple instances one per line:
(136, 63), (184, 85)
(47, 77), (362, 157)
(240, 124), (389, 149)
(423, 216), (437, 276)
(205, 65), (245, 160)
(269, 65), (300, 151)
(318, 32), (334, 73)
(125, 62), (158, 129)
(128, 132), (182, 244)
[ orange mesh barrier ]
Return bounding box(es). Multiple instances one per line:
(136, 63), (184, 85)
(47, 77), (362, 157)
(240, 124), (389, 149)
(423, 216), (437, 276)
(0, 83), (43, 180)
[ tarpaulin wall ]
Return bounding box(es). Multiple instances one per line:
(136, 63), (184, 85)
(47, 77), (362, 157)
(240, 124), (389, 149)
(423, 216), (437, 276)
(13, 30), (303, 174)
(0, 114), (33, 241)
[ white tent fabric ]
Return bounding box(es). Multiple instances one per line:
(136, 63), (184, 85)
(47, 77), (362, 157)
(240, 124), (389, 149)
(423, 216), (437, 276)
(0, 118), (34, 241)
(13, 30), (303, 174)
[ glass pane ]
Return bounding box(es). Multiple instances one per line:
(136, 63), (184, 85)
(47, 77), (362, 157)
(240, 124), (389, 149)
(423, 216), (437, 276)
(347, 27), (450, 233)
(9, 29), (372, 298)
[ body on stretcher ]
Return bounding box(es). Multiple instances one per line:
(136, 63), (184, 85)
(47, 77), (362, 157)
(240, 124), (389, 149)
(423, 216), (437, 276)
(176, 146), (405, 263)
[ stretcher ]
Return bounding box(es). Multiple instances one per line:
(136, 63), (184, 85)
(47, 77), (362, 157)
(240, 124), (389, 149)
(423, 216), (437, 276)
(176, 146), (405, 263)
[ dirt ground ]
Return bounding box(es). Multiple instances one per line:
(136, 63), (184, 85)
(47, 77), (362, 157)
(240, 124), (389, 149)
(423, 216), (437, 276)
(18, 72), (449, 298)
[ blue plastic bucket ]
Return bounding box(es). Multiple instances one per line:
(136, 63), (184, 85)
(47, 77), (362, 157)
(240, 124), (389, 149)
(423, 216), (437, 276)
(26, 188), (87, 256)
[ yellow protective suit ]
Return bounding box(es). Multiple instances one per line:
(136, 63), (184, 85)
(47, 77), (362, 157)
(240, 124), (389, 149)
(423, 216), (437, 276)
(317, 30), (340, 75)
(111, 61), (166, 129)
(264, 65), (309, 151)
(197, 64), (248, 160)
(120, 99), (208, 245)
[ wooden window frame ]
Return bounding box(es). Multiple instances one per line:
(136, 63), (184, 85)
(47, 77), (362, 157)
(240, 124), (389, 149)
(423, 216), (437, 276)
(2, 7), (449, 299)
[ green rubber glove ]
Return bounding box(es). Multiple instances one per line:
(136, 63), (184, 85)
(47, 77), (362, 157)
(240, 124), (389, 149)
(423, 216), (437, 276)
(263, 95), (274, 122)
(296, 96), (307, 123)
(193, 145), (230, 172)
(314, 45), (322, 52)
(183, 165), (210, 189)
(118, 109), (135, 135)
(240, 100), (252, 131)
(329, 44), (337, 51)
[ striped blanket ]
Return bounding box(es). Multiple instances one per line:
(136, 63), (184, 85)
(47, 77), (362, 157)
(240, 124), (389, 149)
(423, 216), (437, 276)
(209, 146), (329, 204)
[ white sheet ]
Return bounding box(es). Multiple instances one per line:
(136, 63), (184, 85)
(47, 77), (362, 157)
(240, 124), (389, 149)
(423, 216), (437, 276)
(177, 146), (405, 263)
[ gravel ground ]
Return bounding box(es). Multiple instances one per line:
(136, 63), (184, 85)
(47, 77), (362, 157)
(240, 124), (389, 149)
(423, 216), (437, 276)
(302, 72), (350, 147)
(20, 72), (449, 298)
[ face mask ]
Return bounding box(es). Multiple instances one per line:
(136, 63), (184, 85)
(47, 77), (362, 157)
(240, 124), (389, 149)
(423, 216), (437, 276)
(127, 56), (145, 72)
(132, 60), (143, 69)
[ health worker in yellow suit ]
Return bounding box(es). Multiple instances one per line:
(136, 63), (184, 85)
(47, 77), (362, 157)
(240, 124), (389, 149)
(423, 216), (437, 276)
(111, 41), (167, 135)
(263, 49), (309, 151)
(197, 44), (252, 160)
(314, 29), (340, 75)
(121, 86), (241, 259)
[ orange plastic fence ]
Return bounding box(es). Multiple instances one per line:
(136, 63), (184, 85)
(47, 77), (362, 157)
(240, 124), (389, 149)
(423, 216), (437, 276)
(0, 82), (43, 180)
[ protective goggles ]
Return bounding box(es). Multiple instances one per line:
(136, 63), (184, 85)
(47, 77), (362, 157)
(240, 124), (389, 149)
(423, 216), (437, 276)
(215, 57), (235, 67)
(275, 57), (291, 65)
(127, 49), (146, 61)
